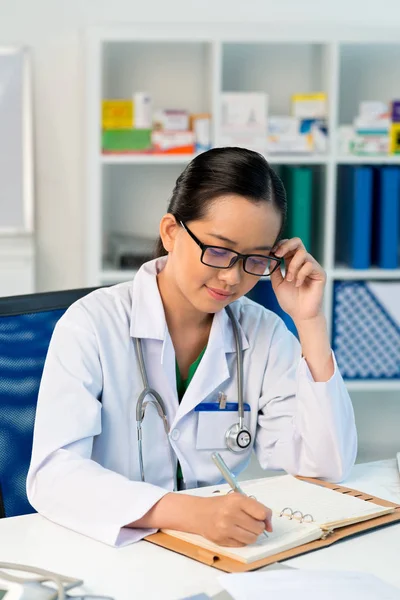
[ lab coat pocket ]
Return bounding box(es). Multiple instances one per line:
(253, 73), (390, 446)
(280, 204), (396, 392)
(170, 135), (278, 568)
(195, 404), (251, 450)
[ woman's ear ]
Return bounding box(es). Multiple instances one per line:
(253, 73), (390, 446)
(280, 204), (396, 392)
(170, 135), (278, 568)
(159, 214), (180, 253)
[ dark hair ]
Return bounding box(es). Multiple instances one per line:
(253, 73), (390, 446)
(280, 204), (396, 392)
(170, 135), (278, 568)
(154, 147), (287, 258)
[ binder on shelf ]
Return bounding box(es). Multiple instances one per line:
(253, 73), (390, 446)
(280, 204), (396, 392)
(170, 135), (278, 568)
(372, 167), (400, 269)
(336, 166), (373, 270)
(332, 280), (400, 380)
(281, 166), (313, 252)
(145, 476), (400, 573)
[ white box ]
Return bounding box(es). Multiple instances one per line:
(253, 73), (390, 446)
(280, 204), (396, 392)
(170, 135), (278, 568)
(221, 92), (268, 152)
(221, 92), (268, 132)
(133, 92), (152, 128)
(268, 116), (299, 136)
(153, 109), (189, 131)
(359, 101), (388, 119)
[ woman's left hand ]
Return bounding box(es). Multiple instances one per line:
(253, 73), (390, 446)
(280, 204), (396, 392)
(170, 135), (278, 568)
(270, 238), (326, 322)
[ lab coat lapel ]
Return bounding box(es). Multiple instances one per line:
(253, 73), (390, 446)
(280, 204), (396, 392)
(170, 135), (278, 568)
(160, 328), (179, 402)
(130, 258), (179, 406)
(171, 305), (249, 426)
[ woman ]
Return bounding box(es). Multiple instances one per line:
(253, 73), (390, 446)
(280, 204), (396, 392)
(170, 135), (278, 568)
(27, 147), (357, 548)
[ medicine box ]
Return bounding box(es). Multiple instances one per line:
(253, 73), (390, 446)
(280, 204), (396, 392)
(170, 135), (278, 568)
(220, 92), (268, 153)
(292, 93), (327, 119)
(102, 100), (134, 129)
(152, 130), (195, 154)
(102, 129), (152, 153)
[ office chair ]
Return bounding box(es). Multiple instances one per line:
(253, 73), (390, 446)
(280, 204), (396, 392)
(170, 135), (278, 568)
(0, 287), (98, 518)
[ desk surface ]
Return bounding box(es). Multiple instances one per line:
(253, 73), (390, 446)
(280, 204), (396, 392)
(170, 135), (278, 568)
(1, 459), (399, 600)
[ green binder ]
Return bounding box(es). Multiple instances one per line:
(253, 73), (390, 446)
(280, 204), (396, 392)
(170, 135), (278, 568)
(281, 166), (313, 252)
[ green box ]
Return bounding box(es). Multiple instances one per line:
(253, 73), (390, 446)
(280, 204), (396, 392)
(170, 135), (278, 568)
(102, 129), (152, 152)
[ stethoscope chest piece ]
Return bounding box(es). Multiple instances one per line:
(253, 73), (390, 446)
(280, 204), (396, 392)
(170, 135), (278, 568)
(225, 422), (252, 452)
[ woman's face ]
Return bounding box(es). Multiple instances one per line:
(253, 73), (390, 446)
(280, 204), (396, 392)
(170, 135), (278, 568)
(164, 195), (282, 315)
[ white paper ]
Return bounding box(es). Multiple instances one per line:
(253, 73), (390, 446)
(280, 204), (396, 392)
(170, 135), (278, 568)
(219, 570), (400, 600)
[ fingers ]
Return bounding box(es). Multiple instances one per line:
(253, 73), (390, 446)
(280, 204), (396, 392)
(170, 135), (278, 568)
(240, 497), (273, 536)
(273, 238), (325, 287)
(240, 496), (270, 522)
(295, 261), (315, 287)
(284, 248), (308, 283)
(235, 510), (267, 537)
(202, 495), (273, 547)
(265, 513), (273, 532)
(273, 237), (302, 257)
(229, 525), (261, 546)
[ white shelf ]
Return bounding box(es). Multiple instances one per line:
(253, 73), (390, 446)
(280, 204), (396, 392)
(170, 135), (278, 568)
(345, 380), (400, 392)
(337, 155), (400, 164)
(101, 154), (195, 165)
(85, 28), (400, 392)
(331, 268), (400, 280)
(265, 154), (330, 165)
(101, 152), (330, 166)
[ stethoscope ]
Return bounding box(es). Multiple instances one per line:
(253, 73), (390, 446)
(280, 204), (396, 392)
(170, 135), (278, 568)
(134, 305), (251, 491)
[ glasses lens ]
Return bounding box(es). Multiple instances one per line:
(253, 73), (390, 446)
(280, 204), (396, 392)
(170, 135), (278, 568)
(203, 247), (237, 268)
(245, 256), (277, 276)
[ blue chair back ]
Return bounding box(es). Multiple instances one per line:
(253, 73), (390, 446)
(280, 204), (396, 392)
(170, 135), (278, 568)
(0, 288), (97, 518)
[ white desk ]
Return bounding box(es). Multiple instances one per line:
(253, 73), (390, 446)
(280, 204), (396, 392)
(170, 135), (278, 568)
(0, 460), (399, 600)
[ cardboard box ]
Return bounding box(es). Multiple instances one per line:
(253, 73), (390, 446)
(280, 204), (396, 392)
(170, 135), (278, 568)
(390, 123), (400, 154)
(391, 101), (400, 123)
(153, 109), (190, 132)
(102, 129), (152, 153)
(221, 92), (268, 153)
(152, 130), (195, 154)
(102, 100), (134, 130)
(292, 93), (327, 119)
(133, 92), (152, 129)
(190, 113), (212, 153)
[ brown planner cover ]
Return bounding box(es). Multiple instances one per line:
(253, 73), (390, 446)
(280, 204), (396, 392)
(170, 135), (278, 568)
(144, 478), (400, 573)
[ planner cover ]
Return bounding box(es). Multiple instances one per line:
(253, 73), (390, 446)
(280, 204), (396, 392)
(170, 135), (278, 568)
(144, 478), (400, 573)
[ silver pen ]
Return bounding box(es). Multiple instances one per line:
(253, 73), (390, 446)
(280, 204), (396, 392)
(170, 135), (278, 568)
(211, 452), (269, 538)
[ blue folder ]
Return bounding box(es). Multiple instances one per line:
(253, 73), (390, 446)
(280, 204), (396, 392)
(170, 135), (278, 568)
(336, 166), (373, 269)
(373, 167), (400, 269)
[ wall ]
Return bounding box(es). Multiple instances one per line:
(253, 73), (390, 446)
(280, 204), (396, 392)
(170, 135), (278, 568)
(0, 0), (398, 463)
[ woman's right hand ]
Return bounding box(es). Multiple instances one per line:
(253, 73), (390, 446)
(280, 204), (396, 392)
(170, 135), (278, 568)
(197, 493), (273, 547)
(129, 490), (273, 547)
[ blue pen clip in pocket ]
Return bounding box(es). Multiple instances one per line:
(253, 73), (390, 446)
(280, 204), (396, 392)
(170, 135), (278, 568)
(195, 401), (251, 451)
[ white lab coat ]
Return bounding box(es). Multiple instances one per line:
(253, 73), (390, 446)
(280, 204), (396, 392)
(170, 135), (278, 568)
(27, 257), (357, 547)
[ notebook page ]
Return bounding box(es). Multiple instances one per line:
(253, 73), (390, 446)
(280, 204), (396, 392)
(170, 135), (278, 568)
(162, 513), (322, 564)
(242, 475), (394, 528)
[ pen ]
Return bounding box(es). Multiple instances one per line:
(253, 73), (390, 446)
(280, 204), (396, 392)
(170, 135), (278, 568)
(211, 452), (269, 538)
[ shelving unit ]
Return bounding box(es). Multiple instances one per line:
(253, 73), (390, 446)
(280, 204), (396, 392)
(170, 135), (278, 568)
(85, 25), (400, 389)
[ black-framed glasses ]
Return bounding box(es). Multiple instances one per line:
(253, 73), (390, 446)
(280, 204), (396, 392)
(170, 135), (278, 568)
(180, 221), (282, 277)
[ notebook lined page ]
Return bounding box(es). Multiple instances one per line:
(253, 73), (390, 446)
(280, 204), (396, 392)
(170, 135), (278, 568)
(243, 475), (394, 528)
(162, 512), (322, 564)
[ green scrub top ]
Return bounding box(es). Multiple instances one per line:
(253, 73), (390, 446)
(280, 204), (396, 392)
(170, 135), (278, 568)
(175, 346), (207, 486)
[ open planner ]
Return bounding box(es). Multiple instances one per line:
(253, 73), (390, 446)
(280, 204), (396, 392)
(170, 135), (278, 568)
(145, 474), (400, 570)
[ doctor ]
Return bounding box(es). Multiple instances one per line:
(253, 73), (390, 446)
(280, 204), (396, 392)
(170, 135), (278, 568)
(27, 147), (357, 549)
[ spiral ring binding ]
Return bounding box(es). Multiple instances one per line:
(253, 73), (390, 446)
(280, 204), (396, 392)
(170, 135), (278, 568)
(279, 507), (314, 523)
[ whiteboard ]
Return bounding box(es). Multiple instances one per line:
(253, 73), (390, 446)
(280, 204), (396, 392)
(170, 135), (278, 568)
(0, 47), (33, 232)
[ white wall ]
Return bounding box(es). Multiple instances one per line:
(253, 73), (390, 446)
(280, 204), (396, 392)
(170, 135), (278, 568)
(0, 0), (399, 290)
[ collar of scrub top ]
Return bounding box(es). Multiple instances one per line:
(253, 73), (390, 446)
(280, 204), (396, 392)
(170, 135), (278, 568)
(129, 257), (250, 353)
